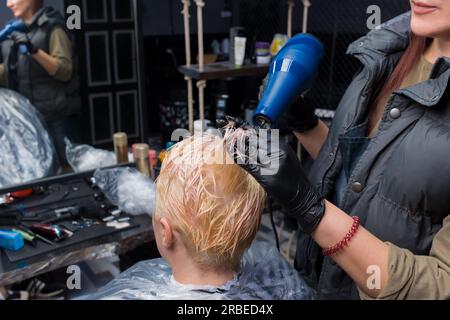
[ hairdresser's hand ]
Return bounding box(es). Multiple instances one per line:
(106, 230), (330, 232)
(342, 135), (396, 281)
(11, 31), (38, 55)
(218, 118), (326, 235)
(259, 75), (319, 133)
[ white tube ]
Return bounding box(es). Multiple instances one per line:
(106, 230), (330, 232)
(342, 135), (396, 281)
(234, 37), (247, 67)
(302, 0), (311, 33)
(182, 0), (192, 66)
(181, 0), (195, 134)
(194, 0), (206, 130)
(197, 80), (207, 134)
(195, 0), (205, 70)
(186, 77), (194, 134)
(287, 0), (295, 38)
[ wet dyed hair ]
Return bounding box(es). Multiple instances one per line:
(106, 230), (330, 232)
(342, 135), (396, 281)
(154, 132), (266, 272)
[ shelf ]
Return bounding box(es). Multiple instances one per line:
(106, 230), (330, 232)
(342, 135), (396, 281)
(178, 61), (269, 81)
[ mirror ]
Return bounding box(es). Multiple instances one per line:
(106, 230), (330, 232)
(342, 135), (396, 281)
(0, 0), (145, 190)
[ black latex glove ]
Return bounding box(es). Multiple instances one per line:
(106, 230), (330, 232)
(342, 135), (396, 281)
(218, 117), (326, 235)
(11, 31), (38, 55)
(259, 75), (319, 133)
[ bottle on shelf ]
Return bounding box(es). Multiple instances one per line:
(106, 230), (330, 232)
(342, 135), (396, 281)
(113, 132), (129, 164)
(134, 143), (153, 179)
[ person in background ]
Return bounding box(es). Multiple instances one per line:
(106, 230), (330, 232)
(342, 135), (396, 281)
(0, 0), (80, 165)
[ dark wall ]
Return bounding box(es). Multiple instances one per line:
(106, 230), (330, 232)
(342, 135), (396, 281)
(305, 0), (410, 34)
(142, 0), (236, 36)
(139, 0), (410, 38)
(0, 0), (236, 36)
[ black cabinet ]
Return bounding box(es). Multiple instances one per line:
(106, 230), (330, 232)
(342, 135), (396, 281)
(66, 0), (147, 147)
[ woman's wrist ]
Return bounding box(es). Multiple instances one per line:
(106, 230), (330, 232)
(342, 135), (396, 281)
(322, 216), (361, 257)
(313, 201), (390, 298)
(312, 201), (355, 249)
(32, 50), (60, 76)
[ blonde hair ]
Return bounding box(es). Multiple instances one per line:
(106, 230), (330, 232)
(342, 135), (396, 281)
(154, 132), (266, 272)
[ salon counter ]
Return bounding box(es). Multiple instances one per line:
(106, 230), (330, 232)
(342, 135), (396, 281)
(0, 215), (154, 287)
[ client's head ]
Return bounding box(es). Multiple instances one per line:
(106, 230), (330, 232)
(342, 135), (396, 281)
(154, 133), (265, 284)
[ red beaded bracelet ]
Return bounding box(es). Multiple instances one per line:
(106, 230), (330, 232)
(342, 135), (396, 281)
(322, 216), (360, 257)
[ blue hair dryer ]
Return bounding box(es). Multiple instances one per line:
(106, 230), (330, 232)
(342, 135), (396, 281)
(0, 20), (27, 43)
(253, 34), (324, 127)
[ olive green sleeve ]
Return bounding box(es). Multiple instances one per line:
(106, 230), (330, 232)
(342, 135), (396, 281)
(0, 63), (6, 86)
(359, 215), (450, 300)
(49, 27), (73, 82)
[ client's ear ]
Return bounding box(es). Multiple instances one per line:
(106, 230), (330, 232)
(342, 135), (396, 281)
(159, 217), (174, 249)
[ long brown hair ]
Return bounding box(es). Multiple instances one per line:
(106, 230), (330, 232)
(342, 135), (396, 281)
(373, 33), (428, 104)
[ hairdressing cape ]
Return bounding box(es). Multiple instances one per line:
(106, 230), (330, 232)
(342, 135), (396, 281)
(81, 241), (315, 300)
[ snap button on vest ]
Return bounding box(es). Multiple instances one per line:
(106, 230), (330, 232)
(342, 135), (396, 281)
(352, 182), (364, 193)
(390, 108), (401, 119)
